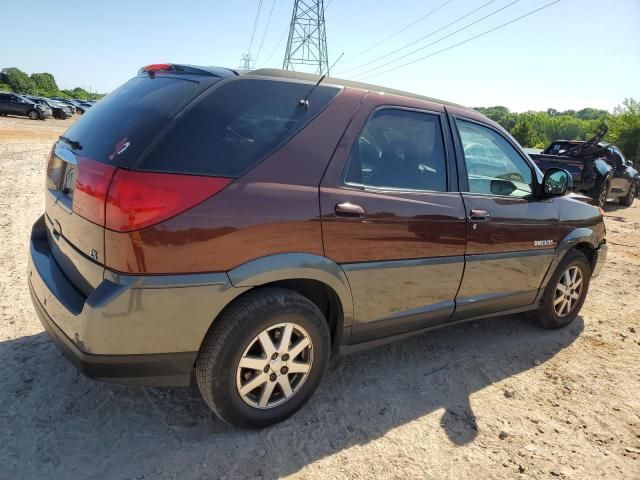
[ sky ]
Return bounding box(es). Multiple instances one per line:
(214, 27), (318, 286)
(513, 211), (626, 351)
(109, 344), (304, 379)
(1, 0), (639, 112)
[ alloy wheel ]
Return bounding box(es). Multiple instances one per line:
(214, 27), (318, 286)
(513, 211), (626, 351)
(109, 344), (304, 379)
(28, 110), (38, 120)
(553, 265), (584, 317)
(236, 322), (313, 409)
(598, 183), (608, 207)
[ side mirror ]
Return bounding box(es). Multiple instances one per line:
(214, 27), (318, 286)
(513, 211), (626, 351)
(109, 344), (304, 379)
(542, 168), (572, 197)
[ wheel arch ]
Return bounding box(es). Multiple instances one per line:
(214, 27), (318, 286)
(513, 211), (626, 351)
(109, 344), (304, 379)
(540, 228), (599, 293)
(226, 253), (354, 351)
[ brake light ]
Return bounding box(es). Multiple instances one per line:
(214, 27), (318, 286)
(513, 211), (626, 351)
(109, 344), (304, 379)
(105, 171), (231, 232)
(72, 158), (117, 225)
(143, 63), (173, 72)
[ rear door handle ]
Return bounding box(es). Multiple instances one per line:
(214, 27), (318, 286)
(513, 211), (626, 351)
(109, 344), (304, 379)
(469, 209), (490, 221)
(335, 202), (366, 218)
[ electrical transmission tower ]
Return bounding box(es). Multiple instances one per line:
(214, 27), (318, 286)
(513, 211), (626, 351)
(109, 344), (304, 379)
(239, 53), (255, 70)
(283, 0), (329, 75)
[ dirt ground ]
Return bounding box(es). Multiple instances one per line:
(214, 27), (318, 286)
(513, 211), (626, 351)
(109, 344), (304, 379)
(0, 115), (639, 480)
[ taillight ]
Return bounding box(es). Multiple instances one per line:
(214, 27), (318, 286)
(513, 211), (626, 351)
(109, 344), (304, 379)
(72, 158), (117, 225)
(105, 170), (231, 232)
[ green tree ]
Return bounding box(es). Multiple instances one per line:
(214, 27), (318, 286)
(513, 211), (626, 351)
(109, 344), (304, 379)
(511, 112), (545, 147)
(607, 98), (640, 164)
(0, 83), (13, 92)
(0, 67), (36, 94)
(30, 72), (60, 97)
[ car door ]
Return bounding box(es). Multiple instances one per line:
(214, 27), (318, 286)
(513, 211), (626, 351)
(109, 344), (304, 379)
(320, 97), (467, 344)
(607, 147), (632, 195)
(448, 109), (559, 319)
(0, 93), (12, 114)
(9, 95), (28, 115)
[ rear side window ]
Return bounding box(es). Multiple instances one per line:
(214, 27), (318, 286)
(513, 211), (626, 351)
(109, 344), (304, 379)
(344, 108), (448, 192)
(136, 79), (340, 177)
(61, 76), (206, 166)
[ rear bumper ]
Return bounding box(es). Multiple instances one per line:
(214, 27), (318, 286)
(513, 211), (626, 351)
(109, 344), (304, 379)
(591, 242), (608, 277)
(30, 285), (196, 386)
(28, 215), (247, 386)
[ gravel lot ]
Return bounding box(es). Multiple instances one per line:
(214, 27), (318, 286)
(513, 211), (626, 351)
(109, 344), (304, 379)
(0, 115), (639, 479)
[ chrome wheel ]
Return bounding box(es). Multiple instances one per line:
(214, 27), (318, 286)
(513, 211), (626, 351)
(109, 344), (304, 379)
(553, 266), (584, 317)
(28, 110), (39, 120)
(236, 322), (313, 409)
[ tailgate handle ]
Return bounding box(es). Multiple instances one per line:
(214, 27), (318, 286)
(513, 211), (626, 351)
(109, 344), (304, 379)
(469, 209), (490, 222)
(335, 202), (366, 218)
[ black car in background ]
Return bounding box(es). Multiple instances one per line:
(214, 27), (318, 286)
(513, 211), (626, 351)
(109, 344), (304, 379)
(0, 92), (52, 120)
(67, 99), (93, 114)
(530, 126), (639, 207)
(25, 96), (73, 119)
(50, 97), (77, 114)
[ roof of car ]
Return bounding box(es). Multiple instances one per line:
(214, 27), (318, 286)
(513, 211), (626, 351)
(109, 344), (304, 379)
(244, 68), (469, 110)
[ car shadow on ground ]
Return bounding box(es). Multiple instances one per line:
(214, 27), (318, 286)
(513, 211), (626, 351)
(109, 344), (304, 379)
(0, 314), (583, 479)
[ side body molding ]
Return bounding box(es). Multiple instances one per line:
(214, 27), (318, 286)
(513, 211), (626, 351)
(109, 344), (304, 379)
(227, 252), (355, 328)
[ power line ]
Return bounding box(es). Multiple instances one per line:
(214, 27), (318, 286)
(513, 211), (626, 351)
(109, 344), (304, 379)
(338, 0), (499, 75)
(248, 0), (265, 54)
(262, 28), (289, 66)
(360, 0), (562, 80)
(344, 0), (454, 63)
(255, 0), (278, 64)
(353, 0), (524, 79)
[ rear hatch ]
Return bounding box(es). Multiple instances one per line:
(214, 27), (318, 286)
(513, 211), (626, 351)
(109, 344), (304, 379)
(44, 67), (228, 294)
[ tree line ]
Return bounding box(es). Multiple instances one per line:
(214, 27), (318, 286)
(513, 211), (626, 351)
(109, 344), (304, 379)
(0, 67), (104, 101)
(475, 99), (640, 163)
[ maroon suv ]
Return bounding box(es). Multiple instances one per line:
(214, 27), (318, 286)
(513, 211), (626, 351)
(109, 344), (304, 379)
(28, 64), (607, 428)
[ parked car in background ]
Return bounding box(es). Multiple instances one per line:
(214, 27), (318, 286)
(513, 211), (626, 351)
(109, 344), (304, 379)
(0, 92), (52, 119)
(530, 126), (639, 207)
(25, 96), (73, 119)
(50, 97), (77, 114)
(71, 99), (94, 113)
(29, 64), (607, 429)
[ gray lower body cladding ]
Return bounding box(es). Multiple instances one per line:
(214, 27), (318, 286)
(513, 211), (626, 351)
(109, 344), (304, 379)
(28, 215), (248, 386)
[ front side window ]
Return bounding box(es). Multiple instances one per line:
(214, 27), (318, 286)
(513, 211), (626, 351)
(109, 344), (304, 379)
(457, 119), (533, 198)
(344, 108), (447, 192)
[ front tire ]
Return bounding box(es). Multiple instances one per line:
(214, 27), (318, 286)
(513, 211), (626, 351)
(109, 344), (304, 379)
(594, 180), (610, 208)
(533, 250), (591, 329)
(196, 287), (331, 428)
(27, 110), (39, 120)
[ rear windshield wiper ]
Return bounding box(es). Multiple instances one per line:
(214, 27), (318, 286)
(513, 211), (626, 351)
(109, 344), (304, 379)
(58, 136), (83, 151)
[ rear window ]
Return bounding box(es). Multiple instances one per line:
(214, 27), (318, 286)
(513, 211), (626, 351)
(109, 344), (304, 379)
(60, 76), (210, 166)
(135, 78), (340, 177)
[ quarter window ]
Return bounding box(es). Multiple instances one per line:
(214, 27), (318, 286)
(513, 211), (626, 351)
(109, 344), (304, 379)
(344, 108), (447, 192)
(457, 120), (533, 197)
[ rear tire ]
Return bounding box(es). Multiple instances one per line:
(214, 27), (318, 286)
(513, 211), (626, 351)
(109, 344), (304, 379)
(196, 287), (331, 428)
(27, 110), (39, 120)
(619, 180), (637, 206)
(532, 250), (591, 329)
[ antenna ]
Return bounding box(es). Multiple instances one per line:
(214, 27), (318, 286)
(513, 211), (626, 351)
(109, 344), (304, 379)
(283, 0), (329, 75)
(300, 52), (344, 108)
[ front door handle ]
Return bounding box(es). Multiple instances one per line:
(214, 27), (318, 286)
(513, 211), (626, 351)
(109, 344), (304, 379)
(469, 209), (490, 221)
(335, 202), (366, 218)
